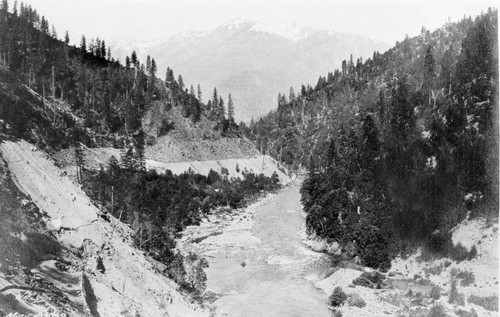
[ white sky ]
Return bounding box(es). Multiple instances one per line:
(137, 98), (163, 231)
(24, 0), (496, 45)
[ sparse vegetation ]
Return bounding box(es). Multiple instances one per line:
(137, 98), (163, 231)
(429, 286), (441, 300)
(467, 295), (498, 312)
(455, 308), (478, 317)
(448, 280), (465, 306)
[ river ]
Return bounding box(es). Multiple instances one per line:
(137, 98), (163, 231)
(182, 182), (333, 317)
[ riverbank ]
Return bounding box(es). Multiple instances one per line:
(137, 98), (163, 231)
(310, 216), (499, 317)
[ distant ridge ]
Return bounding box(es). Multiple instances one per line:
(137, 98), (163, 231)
(111, 19), (390, 122)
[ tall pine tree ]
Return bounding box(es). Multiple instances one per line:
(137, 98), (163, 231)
(227, 93), (235, 124)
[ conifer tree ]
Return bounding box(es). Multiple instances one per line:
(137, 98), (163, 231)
(134, 129), (146, 171)
(150, 58), (157, 79)
(131, 50), (138, 68)
(146, 55), (151, 75)
(80, 35), (86, 54)
(88, 38), (95, 55)
(177, 74), (184, 91)
(165, 67), (174, 84)
(289, 87), (295, 102)
(51, 24), (57, 38)
(0, 0), (7, 12)
(210, 87), (219, 120)
(206, 100), (212, 115)
(100, 39), (106, 59)
(197, 84), (202, 102)
(423, 45), (436, 103)
(360, 115), (379, 170)
(64, 30), (70, 45)
(227, 93), (235, 124)
(120, 140), (135, 170)
(219, 97), (225, 122)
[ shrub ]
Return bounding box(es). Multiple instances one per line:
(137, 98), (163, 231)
(352, 271), (386, 288)
(329, 286), (347, 307)
(423, 264), (444, 276)
(456, 308), (478, 317)
(455, 271), (475, 287)
(468, 245), (477, 260)
(467, 295), (498, 312)
(418, 278), (433, 286)
(352, 276), (372, 288)
(332, 310), (343, 317)
(363, 271), (385, 284)
(448, 243), (470, 262)
(347, 293), (366, 307)
(428, 304), (447, 317)
(429, 286), (441, 300)
(96, 255), (105, 273)
(158, 119), (175, 136)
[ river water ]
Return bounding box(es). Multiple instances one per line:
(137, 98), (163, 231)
(199, 183), (333, 317)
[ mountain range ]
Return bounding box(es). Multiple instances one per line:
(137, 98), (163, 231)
(111, 19), (390, 122)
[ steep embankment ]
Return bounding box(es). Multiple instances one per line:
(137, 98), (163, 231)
(0, 139), (209, 317)
(141, 99), (261, 162)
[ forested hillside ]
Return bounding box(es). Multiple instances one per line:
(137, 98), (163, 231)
(246, 10), (498, 269)
(0, 0), (281, 301)
(0, 0), (239, 154)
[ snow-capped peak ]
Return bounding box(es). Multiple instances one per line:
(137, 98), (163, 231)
(220, 18), (254, 30)
(170, 30), (208, 41)
(217, 18), (320, 41)
(250, 21), (313, 41)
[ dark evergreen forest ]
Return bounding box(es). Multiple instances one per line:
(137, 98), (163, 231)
(245, 10), (498, 269)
